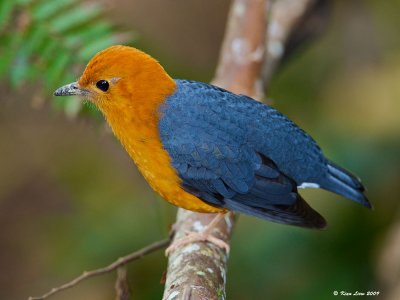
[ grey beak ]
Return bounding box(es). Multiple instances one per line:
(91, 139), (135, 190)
(54, 82), (84, 96)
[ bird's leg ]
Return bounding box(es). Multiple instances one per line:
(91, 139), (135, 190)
(165, 213), (230, 256)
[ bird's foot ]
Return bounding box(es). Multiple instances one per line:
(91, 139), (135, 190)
(165, 230), (230, 256)
(165, 213), (230, 256)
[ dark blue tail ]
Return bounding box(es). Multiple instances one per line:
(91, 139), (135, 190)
(320, 161), (371, 208)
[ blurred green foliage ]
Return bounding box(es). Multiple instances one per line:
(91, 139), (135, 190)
(0, 0), (132, 117)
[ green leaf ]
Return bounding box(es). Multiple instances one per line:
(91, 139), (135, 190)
(78, 36), (115, 61)
(0, 35), (15, 77)
(64, 21), (112, 48)
(20, 25), (47, 56)
(40, 39), (58, 62)
(31, 0), (76, 21)
(0, 0), (15, 30)
(0, 32), (23, 79)
(50, 3), (102, 33)
(10, 53), (29, 87)
(1, 0), (134, 117)
(16, 0), (34, 5)
(46, 51), (71, 87)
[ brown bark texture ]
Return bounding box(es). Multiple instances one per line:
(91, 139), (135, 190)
(163, 1), (267, 299)
(162, 0), (324, 299)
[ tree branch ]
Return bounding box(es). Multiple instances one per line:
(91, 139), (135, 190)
(213, 0), (269, 100)
(115, 267), (131, 300)
(262, 0), (324, 86)
(28, 238), (170, 300)
(163, 1), (269, 299)
(162, 210), (236, 300)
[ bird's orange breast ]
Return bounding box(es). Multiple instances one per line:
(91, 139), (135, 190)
(99, 79), (224, 213)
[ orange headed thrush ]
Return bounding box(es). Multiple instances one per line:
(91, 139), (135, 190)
(54, 45), (371, 230)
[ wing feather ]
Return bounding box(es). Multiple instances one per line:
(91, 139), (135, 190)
(158, 80), (328, 228)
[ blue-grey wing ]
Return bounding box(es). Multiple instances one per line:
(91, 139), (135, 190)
(158, 80), (368, 222)
(159, 83), (326, 228)
(162, 138), (325, 228)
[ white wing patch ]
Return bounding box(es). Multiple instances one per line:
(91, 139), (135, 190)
(298, 182), (320, 189)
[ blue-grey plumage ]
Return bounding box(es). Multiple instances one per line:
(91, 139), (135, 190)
(158, 80), (370, 228)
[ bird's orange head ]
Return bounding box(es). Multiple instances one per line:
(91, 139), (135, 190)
(54, 45), (176, 117)
(54, 46), (219, 213)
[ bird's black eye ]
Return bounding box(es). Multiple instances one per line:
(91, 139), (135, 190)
(96, 80), (109, 92)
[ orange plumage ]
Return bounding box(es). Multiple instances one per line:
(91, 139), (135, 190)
(64, 45), (223, 213)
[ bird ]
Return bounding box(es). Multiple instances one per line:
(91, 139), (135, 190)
(54, 45), (370, 253)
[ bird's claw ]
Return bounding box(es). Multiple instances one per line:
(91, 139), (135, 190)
(165, 231), (230, 256)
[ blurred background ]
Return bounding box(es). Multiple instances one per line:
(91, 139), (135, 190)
(0, 0), (399, 299)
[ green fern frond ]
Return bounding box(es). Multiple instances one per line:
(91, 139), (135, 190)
(0, 0), (134, 117)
